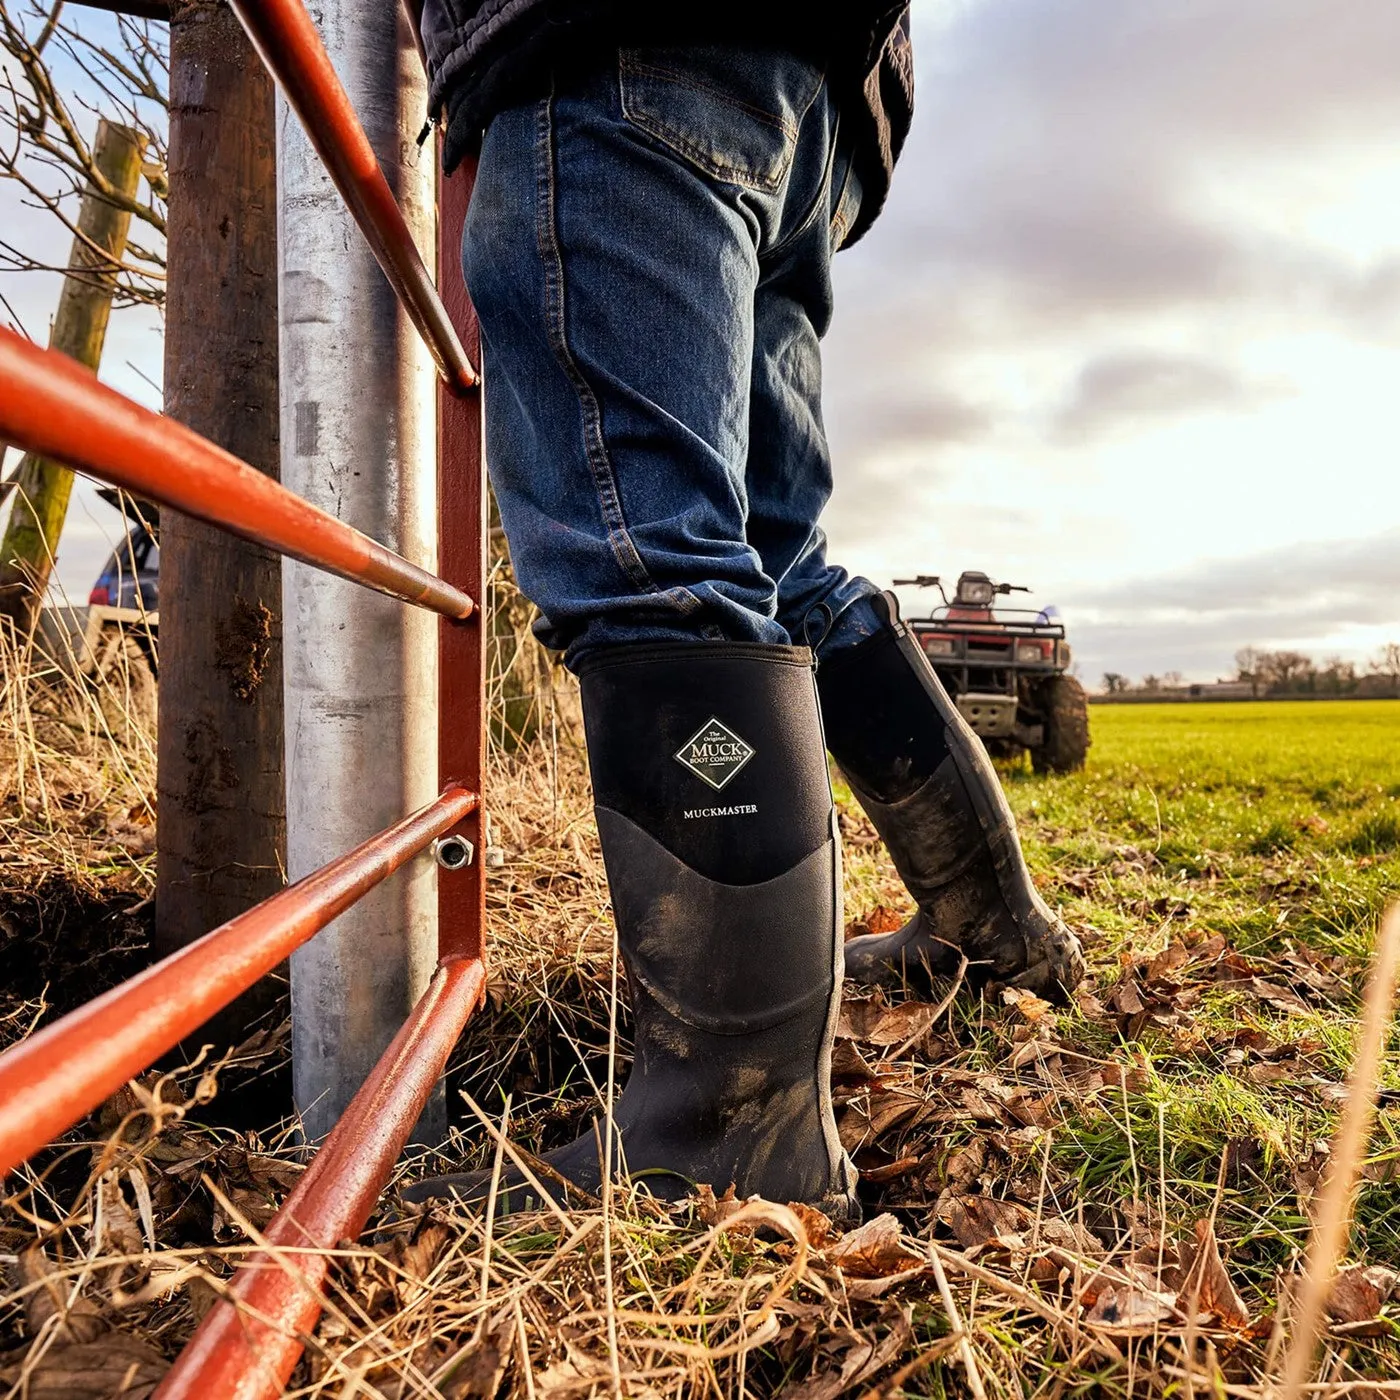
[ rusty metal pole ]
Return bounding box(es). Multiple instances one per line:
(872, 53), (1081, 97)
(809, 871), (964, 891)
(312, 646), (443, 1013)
(435, 156), (485, 969)
(278, 4), (440, 1140)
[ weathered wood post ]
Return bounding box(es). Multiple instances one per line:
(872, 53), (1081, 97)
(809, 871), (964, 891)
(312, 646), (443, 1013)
(155, 0), (287, 1038)
(0, 119), (144, 632)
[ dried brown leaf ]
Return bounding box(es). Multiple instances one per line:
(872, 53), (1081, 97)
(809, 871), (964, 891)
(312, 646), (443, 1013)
(787, 1201), (835, 1248)
(1108, 980), (1147, 1016)
(938, 1195), (1033, 1251)
(1084, 1282), (1179, 1332)
(1327, 1264), (1400, 1329)
(0, 1334), (165, 1397)
(13, 1247), (105, 1345)
(693, 1182), (742, 1227)
(780, 1308), (913, 1398)
(1177, 1218), (1252, 1330)
(837, 995), (940, 1047)
(1002, 987), (1056, 1023)
(1247, 978), (1310, 1015)
(1146, 940), (1191, 982)
(846, 904), (907, 938)
(437, 1309), (516, 1398)
(830, 1039), (879, 1084)
(827, 1214), (924, 1279)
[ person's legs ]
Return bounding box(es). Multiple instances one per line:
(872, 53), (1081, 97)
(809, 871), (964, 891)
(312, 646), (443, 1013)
(464, 49), (806, 666)
(740, 144), (1086, 1003)
(745, 148), (884, 659)
(408, 47), (857, 1218)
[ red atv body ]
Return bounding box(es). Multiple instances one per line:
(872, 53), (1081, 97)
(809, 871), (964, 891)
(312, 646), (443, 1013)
(898, 571), (1090, 774)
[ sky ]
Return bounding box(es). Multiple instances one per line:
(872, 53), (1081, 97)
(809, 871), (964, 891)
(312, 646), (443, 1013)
(3, 0), (1399, 687)
(824, 0), (1400, 685)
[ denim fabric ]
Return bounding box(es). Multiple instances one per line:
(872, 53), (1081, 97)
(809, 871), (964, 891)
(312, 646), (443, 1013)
(465, 44), (883, 668)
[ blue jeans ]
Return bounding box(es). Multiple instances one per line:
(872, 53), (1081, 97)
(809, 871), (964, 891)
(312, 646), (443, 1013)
(464, 44), (882, 669)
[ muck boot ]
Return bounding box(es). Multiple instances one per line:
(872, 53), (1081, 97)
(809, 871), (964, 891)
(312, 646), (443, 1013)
(404, 643), (858, 1221)
(818, 594), (1085, 1002)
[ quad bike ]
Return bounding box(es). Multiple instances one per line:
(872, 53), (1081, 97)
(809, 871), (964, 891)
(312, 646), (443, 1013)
(894, 570), (1090, 774)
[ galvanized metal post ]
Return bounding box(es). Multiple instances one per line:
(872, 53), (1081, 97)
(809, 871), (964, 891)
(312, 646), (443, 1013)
(278, 7), (439, 1140)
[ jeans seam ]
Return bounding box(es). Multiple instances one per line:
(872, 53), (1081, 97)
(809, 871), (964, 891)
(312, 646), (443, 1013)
(618, 53), (824, 196)
(828, 150), (856, 251)
(535, 93), (701, 616)
(763, 124), (840, 268)
(622, 109), (786, 193)
(620, 56), (801, 140)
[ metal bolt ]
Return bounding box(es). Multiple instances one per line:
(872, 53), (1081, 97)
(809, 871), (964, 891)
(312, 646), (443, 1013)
(432, 834), (474, 870)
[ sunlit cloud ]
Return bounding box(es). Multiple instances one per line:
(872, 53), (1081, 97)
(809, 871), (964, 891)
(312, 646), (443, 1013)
(824, 0), (1400, 684)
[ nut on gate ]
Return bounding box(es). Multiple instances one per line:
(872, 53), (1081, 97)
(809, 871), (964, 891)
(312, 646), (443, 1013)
(432, 834), (474, 870)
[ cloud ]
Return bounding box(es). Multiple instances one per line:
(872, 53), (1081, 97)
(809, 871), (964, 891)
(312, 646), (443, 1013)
(831, 388), (992, 468)
(1061, 528), (1400, 680)
(819, 0), (1400, 678)
(1070, 528), (1399, 619)
(1050, 350), (1289, 442)
(837, 0), (1400, 344)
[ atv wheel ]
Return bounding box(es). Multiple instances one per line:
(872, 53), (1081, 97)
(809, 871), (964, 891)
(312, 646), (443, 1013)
(1032, 675), (1090, 774)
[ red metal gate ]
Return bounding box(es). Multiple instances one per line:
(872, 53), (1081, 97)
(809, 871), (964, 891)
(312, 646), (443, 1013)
(0, 1), (487, 1390)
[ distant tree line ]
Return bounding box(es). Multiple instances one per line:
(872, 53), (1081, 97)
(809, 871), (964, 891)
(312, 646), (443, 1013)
(1101, 642), (1400, 698)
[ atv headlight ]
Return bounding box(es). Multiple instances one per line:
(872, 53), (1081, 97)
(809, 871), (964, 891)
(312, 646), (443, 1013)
(959, 580), (995, 605)
(1015, 640), (1048, 664)
(923, 637), (955, 657)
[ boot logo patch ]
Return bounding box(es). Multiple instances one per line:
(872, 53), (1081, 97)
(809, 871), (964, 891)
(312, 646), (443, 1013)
(674, 718), (755, 791)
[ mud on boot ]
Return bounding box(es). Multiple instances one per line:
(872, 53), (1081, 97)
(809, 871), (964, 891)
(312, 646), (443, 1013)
(403, 643), (859, 1223)
(819, 594), (1085, 1003)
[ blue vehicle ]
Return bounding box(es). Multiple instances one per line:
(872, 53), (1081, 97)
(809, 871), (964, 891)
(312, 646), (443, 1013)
(88, 489), (159, 612)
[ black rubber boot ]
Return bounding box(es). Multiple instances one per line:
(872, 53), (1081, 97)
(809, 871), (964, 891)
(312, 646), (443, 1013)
(404, 643), (858, 1221)
(819, 594), (1085, 1002)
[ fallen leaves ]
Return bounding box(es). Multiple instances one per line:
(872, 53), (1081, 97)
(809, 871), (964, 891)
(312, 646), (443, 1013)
(0, 1248), (165, 1398)
(1327, 1264), (1400, 1337)
(1174, 1218), (1252, 1331)
(836, 992), (941, 1048)
(778, 1307), (913, 1400)
(825, 1214), (924, 1280)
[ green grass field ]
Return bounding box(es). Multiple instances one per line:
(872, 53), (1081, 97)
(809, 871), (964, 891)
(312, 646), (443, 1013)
(1020, 699), (1400, 1017)
(1011, 701), (1400, 1309)
(828, 699), (1400, 1392)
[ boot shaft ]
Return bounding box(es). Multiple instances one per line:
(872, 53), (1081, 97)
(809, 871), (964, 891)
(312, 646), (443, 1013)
(578, 642), (856, 1215)
(579, 641), (836, 882)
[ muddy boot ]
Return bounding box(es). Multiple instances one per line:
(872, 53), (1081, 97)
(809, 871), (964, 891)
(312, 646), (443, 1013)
(404, 643), (858, 1221)
(818, 594), (1085, 1002)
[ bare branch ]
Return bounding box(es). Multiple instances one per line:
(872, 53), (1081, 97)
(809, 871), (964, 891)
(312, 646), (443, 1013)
(0, 0), (167, 307)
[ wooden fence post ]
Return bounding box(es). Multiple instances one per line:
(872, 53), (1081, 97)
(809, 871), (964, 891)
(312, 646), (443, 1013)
(0, 118), (144, 632)
(155, 0), (286, 1043)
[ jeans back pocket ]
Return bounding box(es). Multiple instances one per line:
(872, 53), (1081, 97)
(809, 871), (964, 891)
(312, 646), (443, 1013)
(619, 46), (823, 193)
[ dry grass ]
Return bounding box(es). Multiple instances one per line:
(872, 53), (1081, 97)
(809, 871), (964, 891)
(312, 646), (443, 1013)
(0, 619), (155, 884)
(0, 620), (155, 1061)
(1, 625), (1398, 1398)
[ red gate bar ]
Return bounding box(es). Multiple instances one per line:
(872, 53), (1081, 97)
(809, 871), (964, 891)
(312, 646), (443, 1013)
(155, 955), (486, 1400)
(0, 330), (475, 620)
(436, 155), (487, 964)
(0, 785), (477, 1178)
(228, 0), (477, 396)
